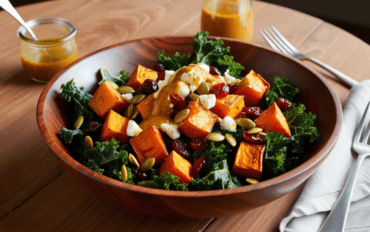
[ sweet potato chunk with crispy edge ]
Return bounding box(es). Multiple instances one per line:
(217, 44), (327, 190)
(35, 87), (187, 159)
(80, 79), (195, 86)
(88, 81), (129, 119)
(100, 110), (130, 143)
(129, 126), (169, 166)
(159, 151), (193, 184)
(136, 93), (155, 120)
(254, 103), (292, 137)
(178, 101), (217, 139)
(126, 64), (158, 90)
(233, 142), (265, 180)
(234, 70), (270, 107)
(211, 94), (244, 119)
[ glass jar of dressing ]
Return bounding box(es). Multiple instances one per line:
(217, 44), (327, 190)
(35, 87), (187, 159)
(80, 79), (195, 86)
(201, 0), (254, 42)
(18, 18), (78, 83)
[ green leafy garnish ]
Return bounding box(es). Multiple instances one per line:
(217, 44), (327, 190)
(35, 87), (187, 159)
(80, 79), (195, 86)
(60, 127), (83, 144)
(189, 160), (241, 190)
(157, 50), (190, 71)
(60, 80), (95, 124)
(265, 76), (299, 107)
(138, 173), (189, 191)
(99, 68), (130, 87)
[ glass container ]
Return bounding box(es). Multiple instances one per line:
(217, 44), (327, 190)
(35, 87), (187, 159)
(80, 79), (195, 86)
(201, 0), (254, 42)
(18, 18), (78, 83)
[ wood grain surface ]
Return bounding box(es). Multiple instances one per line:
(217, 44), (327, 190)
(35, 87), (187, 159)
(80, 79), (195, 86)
(0, 0), (369, 231)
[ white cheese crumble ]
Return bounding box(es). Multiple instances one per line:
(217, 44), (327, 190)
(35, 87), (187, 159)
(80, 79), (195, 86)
(126, 120), (143, 137)
(197, 63), (210, 73)
(121, 93), (133, 101)
(189, 84), (198, 93)
(178, 82), (190, 97)
(220, 116), (236, 132)
(160, 123), (180, 139)
(224, 69), (237, 84)
(199, 94), (216, 110)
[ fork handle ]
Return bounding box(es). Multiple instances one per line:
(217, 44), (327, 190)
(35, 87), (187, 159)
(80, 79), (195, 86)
(319, 154), (367, 232)
(307, 57), (359, 87)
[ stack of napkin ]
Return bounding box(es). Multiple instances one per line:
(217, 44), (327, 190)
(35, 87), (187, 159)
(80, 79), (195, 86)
(280, 80), (370, 232)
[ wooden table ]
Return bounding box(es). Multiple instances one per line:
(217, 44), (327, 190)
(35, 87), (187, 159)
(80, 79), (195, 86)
(1, 0), (369, 231)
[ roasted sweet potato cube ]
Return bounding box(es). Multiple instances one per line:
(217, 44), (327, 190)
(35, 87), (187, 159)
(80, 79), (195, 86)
(136, 93), (155, 120)
(234, 70), (270, 107)
(233, 142), (265, 180)
(254, 103), (292, 137)
(129, 126), (169, 166)
(178, 101), (217, 139)
(211, 94), (244, 119)
(100, 110), (130, 143)
(126, 65), (158, 90)
(159, 151), (193, 184)
(88, 81), (129, 119)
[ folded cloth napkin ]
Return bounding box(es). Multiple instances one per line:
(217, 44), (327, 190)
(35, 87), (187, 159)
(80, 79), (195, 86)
(280, 80), (370, 232)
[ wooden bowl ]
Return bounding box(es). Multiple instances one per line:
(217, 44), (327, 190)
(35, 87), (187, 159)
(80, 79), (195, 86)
(37, 36), (342, 218)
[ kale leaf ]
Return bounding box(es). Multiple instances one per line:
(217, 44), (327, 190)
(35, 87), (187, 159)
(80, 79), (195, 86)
(265, 76), (299, 107)
(60, 127), (83, 144)
(189, 160), (240, 190)
(138, 173), (189, 191)
(78, 138), (132, 182)
(99, 68), (130, 87)
(60, 80), (95, 125)
(157, 50), (190, 71)
(216, 55), (245, 79)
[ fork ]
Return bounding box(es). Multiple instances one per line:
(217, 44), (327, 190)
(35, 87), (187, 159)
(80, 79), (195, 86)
(319, 101), (370, 232)
(260, 26), (358, 87)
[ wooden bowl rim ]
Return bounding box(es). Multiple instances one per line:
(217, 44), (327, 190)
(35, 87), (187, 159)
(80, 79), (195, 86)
(37, 36), (342, 197)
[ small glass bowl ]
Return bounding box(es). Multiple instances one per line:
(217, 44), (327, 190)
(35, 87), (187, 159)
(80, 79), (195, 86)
(18, 18), (78, 83)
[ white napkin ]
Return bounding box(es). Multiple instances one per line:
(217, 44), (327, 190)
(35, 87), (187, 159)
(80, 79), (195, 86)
(280, 80), (370, 232)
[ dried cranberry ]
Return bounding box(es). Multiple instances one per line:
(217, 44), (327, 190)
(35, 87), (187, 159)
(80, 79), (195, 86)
(242, 107), (263, 120)
(154, 63), (165, 72)
(276, 97), (292, 110)
(131, 167), (148, 180)
(82, 121), (103, 133)
(211, 83), (229, 98)
(228, 83), (238, 94)
(242, 131), (266, 144)
(136, 79), (158, 95)
(209, 66), (221, 76)
(190, 138), (209, 151)
(172, 140), (191, 159)
(157, 71), (165, 82)
(170, 93), (186, 110)
(191, 157), (207, 178)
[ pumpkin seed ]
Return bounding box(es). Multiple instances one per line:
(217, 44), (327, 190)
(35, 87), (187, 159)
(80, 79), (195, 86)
(198, 81), (210, 94)
(124, 104), (134, 118)
(119, 86), (135, 94)
(107, 81), (119, 90)
(130, 106), (139, 119)
(129, 94), (146, 104)
(258, 132), (267, 138)
(174, 109), (190, 123)
(74, 115), (84, 129)
(225, 133), (237, 147)
(247, 127), (263, 134)
(246, 178), (259, 185)
(206, 132), (225, 142)
(84, 136), (94, 149)
(216, 116), (223, 124)
(121, 165), (128, 182)
(139, 158), (155, 172)
(129, 153), (140, 168)
(235, 118), (255, 130)
(188, 93), (200, 102)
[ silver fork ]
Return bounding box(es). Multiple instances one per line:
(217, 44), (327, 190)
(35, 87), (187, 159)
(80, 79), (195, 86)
(319, 101), (370, 232)
(260, 25), (358, 87)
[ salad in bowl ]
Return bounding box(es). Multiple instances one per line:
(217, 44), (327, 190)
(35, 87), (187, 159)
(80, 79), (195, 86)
(59, 32), (319, 191)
